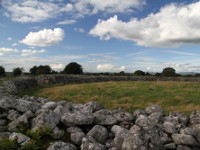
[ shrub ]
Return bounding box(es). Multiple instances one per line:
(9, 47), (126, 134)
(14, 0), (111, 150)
(0, 138), (17, 150)
(162, 67), (176, 77)
(63, 62), (83, 74)
(13, 67), (23, 76)
(0, 66), (6, 77)
(134, 70), (145, 76)
(19, 140), (40, 150)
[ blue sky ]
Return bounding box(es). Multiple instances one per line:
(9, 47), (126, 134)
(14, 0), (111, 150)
(1, 0), (200, 73)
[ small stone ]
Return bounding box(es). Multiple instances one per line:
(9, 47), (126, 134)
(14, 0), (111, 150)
(164, 143), (176, 149)
(87, 125), (108, 144)
(81, 136), (106, 150)
(180, 127), (197, 136)
(177, 145), (192, 150)
(67, 127), (83, 133)
(172, 134), (197, 146)
(163, 122), (177, 134)
(190, 110), (200, 125)
(47, 142), (77, 150)
(145, 104), (163, 115)
(61, 112), (94, 126)
(70, 132), (86, 145)
(42, 102), (57, 110)
(9, 132), (30, 145)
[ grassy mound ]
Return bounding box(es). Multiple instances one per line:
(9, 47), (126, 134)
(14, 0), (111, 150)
(19, 81), (200, 114)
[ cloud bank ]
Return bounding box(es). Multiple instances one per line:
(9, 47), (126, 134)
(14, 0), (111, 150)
(2, 0), (145, 23)
(90, 2), (200, 48)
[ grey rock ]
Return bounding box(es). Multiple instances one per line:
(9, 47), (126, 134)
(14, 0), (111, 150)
(0, 119), (6, 126)
(9, 132), (30, 145)
(47, 142), (77, 150)
(51, 127), (65, 140)
(180, 127), (197, 136)
(148, 112), (163, 124)
(24, 110), (35, 118)
(111, 125), (128, 149)
(133, 109), (146, 118)
(163, 122), (177, 134)
(190, 110), (200, 125)
(67, 127), (83, 133)
(7, 109), (20, 121)
(32, 109), (60, 131)
(0, 132), (11, 140)
(177, 145), (192, 150)
(61, 111), (94, 126)
(42, 102), (57, 110)
(135, 114), (154, 129)
(0, 96), (17, 109)
(93, 109), (117, 125)
(82, 101), (105, 113)
(172, 134), (198, 146)
(169, 111), (189, 126)
(145, 104), (163, 115)
(121, 125), (147, 150)
(159, 131), (172, 144)
(16, 99), (41, 113)
(8, 114), (29, 132)
(87, 125), (108, 144)
(70, 132), (86, 145)
(164, 143), (176, 149)
(113, 112), (134, 122)
(81, 136), (106, 150)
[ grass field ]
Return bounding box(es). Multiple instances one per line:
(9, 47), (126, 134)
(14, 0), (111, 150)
(19, 81), (200, 114)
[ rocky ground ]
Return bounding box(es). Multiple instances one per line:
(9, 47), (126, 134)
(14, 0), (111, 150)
(0, 77), (200, 150)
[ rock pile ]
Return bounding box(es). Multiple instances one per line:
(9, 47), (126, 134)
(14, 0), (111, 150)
(0, 75), (200, 150)
(0, 94), (200, 150)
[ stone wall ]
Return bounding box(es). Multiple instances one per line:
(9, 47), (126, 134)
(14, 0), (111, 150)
(2, 74), (200, 95)
(0, 75), (200, 150)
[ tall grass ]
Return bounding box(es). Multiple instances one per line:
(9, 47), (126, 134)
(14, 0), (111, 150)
(19, 81), (200, 113)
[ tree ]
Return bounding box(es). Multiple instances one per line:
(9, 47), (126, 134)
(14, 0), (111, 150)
(0, 66), (6, 77)
(64, 62), (83, 74)
(134, 70), (145, 76)
(36, 65), (51, 75)
(30, 65), (52, 75)
(162, 67), (176, 77)
(13, 67), (23, 76)
(30, 66), (38, 75)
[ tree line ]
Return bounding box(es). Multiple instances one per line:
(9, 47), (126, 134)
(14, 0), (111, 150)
(0, 62), (199, 77)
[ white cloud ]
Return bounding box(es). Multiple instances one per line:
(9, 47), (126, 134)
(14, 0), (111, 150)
(90, 2), (200, 48)
(12, 43), (19, 46)
(50, 64), (64, 70)
(2, 0), (145, 23)
(120, 66), (126, 71)
(21, 49), (46, 56)
(7, 37), (12, 41)
(97, 64), (114, 71)
(20, 28), (65, 47)
(57, 19), (76, 25)
(73, 0), (146, 14)
(0, 47), (18, 56)
(167, 50), (197, 56)
(97, 64), (127, 72)
(74, 28), (85, 33)
(2, 0), (73, 23)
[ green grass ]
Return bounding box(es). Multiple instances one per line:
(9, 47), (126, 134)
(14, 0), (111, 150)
(19, 81), (200, 114)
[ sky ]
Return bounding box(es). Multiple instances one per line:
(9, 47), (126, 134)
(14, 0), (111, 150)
(1, 0), (200, 73)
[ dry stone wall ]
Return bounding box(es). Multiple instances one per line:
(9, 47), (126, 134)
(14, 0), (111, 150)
(0, 75), (200, 150)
